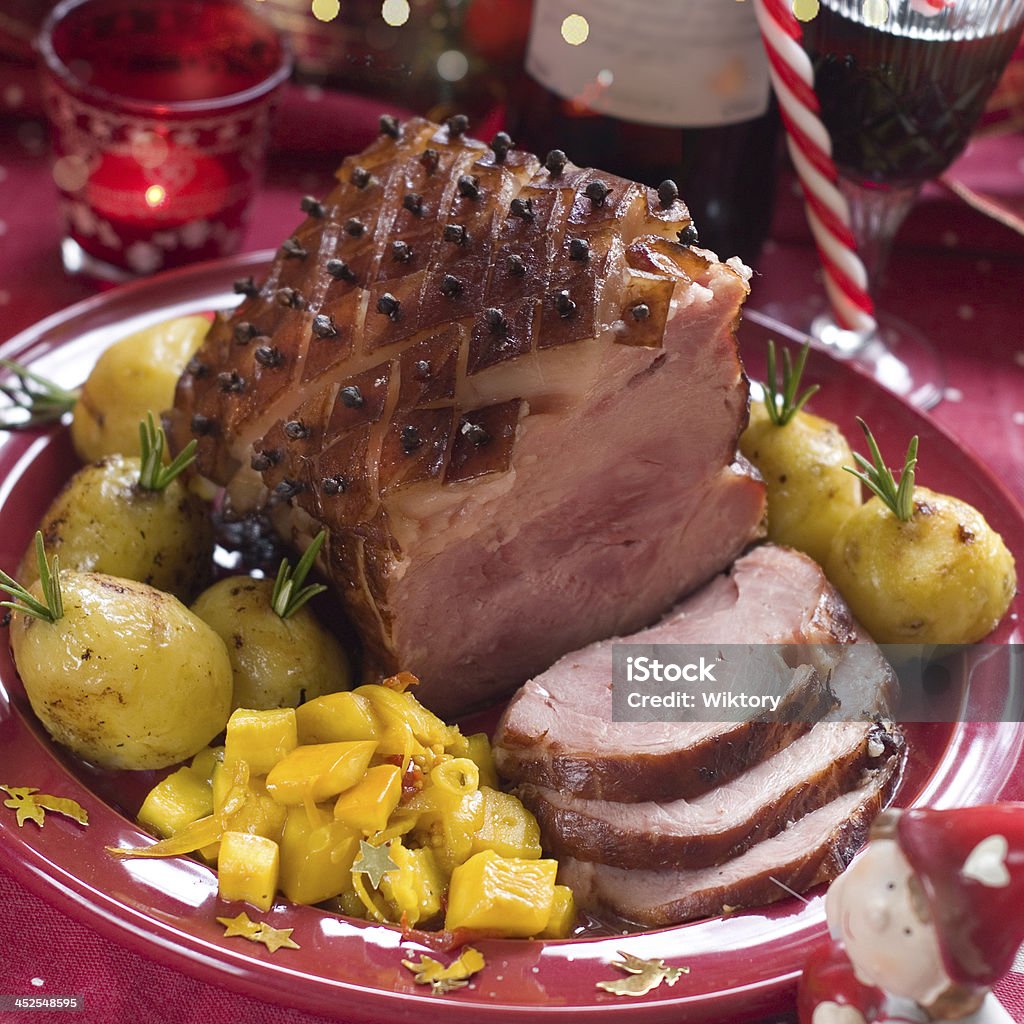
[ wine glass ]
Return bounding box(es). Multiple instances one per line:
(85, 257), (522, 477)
(767, 0), (1024, 409)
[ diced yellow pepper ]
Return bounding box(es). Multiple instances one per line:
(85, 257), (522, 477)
(471, 788), (542, 860)
(278, 807), (360, 905)
(333, 764), (402, 834)
(218, 831), (280, 912)
(379, 841), (444, 928)
(445, 850), (558, 937)
(465, 733), (499, 789)
(137, 767), (214, 839)
(213, 763), (288, 843)
(264, 740), (377, 805)
(357, 685), (452, 749)
(539, 885), (577, 939)
(296, 691), (378, 744)
(190, 745), (224, 785)
(224, 708), (298, 775)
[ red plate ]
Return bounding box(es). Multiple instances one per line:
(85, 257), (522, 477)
(1, 253), (1022, 1023)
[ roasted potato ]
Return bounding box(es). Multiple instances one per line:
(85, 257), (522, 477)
(5, 557), (232, 770)
(740, 401), (861, 565)
(191, 576), (351, 710)
(70, 315), (209, 462)
(827, 486), (1016, 644)
(740, 341), (861, 565)
(18, 421), (214, 602)
(825, 423), (1016, 644)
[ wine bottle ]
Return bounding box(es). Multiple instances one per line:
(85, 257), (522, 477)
(505, 0), (780, 263)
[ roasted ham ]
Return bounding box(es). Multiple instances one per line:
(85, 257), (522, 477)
(492, 545), (904, 925)
(558, 755), (902, 927)
(493, 544), (885, 803)
(170, 115), (766, 714)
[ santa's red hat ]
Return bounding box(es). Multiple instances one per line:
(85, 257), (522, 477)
(896, 803), (1024, 989)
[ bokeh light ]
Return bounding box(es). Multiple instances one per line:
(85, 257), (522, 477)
(51, 154), (90, 192)
(792, 0), (820, 20)
(597, 68), (614, 87)
(311, 0), (340, 22)
(130, 130), (170, 170)
(382, 0), (410, 26)
(862, 0), (889, 24)
(437, 50), (469, 82)
(560, 14), (589, 45)
(144, 184), (167, 207)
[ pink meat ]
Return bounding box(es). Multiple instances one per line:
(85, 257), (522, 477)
(170, 116), (765, 715)
(493, 545), (878, 803)
(558, 754), (902, 927)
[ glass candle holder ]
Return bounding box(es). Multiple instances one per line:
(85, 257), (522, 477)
(38, 0), (292, 281)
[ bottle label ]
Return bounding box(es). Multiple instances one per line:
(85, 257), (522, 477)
(526, 0), (771, 127)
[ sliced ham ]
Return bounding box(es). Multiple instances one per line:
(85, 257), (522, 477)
(493, 545), (875, 803)
(558, 753), (903, 927)
(518, 719), (901, 869)
(169, 115), (766, 716)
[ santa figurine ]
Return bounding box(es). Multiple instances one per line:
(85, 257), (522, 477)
(799, 804), (1024, 1024)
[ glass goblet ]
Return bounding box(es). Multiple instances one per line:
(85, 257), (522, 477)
(793, 0), (1024, 408)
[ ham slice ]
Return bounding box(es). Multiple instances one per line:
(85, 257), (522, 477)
(169, 115), (766, 715)
(493, 545), (885, 803)
(558, 755), (902, 927)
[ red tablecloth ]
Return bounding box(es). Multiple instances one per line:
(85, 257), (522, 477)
(1, 84), (1024, 1024)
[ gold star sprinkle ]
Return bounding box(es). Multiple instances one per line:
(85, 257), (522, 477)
(402, 947), (486, 994)
(1, 785), (88, 828)
(352, 839), (398, 889)
(217, 912), (300, 952)
(596, 952), (689, 997)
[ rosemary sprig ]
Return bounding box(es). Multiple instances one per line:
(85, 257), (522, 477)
(0, 532), (63, 623)
(0, 358), (79, 430)
(845, 418), (918, 522)
(763, 340), (820, 426)
(137, 412), (198, 492)
(271, 530), (328, 620)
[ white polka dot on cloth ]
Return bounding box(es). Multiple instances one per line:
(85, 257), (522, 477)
(1014, 352), (1024, 368)
(0, 290), (10, 306)
(944, 387), (963, 402)
(942, 230), (959, 247)
(30, 978), (44, 987)
(1014, 412), (1024, 426)
(957, 305), (975, 320)
(0, 221), (7, 237)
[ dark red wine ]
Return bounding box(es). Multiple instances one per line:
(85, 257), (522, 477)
(505, 1), (781, 264)
(803, 2), (1022, 187)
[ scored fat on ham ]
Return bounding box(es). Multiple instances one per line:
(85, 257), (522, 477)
(169, 115), (766, 715)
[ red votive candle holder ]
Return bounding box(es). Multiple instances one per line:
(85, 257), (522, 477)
(38, 0), (292, 281)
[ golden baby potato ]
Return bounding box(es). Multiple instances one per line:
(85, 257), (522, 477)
(10, 572), (233, 770)
(740, 402), (862, 566)
(826, 487), (1017, 644)
(191, 577), (352, 711)
(18, 454), (214, 602)
(70, 315), (209, 463)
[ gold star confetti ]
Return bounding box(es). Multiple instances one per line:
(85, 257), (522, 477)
(1, 785), (88, 829)
(596, 952), (689, 997)
(402, 947), (486, 994)
(352, 839), (398, 889)
(217, 912), (300, 952)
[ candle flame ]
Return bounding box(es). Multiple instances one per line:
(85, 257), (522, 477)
(145, 184), (167, 208)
